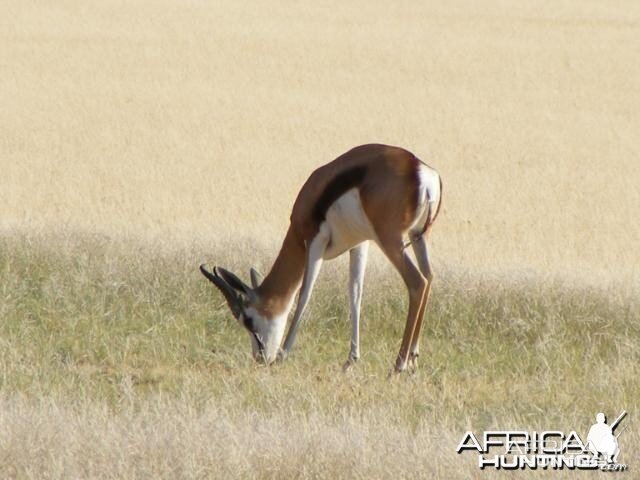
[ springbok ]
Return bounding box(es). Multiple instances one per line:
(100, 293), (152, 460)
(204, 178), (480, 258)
(200, 144), (442, 372)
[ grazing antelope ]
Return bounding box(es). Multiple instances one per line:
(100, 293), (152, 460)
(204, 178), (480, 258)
(200, 144), (442, 372)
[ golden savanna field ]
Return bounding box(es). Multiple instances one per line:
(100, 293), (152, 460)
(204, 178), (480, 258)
(1, 1), (639, 478)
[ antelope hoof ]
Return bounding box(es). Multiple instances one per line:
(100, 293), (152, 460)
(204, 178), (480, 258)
(393, 358), (408, 374)
(275, 348), (288, 363)
(408, 352), (419, 371)
(342, 356), (358, 372)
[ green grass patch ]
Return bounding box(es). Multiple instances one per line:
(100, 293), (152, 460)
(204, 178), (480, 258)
(1, 233), (638, 430)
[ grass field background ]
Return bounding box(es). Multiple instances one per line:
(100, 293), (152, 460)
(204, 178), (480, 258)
(1, 1), (639, 478)
(2, 0), (639, 285)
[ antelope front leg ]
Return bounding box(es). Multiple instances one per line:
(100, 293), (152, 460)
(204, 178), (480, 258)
(343, 242), (369, 370)
(280, 225), (330, 358)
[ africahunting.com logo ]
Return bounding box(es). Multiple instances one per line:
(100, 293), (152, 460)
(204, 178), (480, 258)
(456, 411), (627, 471)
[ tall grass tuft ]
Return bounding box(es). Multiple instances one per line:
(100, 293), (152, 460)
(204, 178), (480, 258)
(1, 234), (637, 477)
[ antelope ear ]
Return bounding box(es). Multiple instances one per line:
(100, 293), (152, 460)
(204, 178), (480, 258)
(250, 267), (263, 288)
(199, 264), (243, 319)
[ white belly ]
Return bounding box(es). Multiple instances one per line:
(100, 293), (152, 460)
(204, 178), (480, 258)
(322, 188), (376, 259)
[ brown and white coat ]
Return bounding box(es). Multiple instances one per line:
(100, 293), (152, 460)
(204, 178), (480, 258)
(201, 143), (442, 372)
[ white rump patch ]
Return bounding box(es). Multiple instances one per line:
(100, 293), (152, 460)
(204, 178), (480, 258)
(411, 165), (441, 233)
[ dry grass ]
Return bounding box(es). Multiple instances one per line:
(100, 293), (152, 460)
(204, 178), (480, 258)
(1, 1), (639, 478)
(1, 1), (639, 284)
(0, 235), (638, 478)
(3, 397), (637, 480)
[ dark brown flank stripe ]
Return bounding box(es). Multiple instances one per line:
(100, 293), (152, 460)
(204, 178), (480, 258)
(311, 165), (367, 223)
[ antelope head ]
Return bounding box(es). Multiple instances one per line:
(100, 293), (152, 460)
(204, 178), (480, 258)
(199, 264), (286, 364)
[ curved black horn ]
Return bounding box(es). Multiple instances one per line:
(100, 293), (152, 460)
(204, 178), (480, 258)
(199, 264), (218, 283)
(199, 264), (242, 318)
(214, 266), (253, 296)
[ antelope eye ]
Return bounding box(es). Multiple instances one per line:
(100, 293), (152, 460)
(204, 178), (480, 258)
(242, 314), (254, 332)
(252, 331), (265, 357)
(241, 314), (265, 357)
